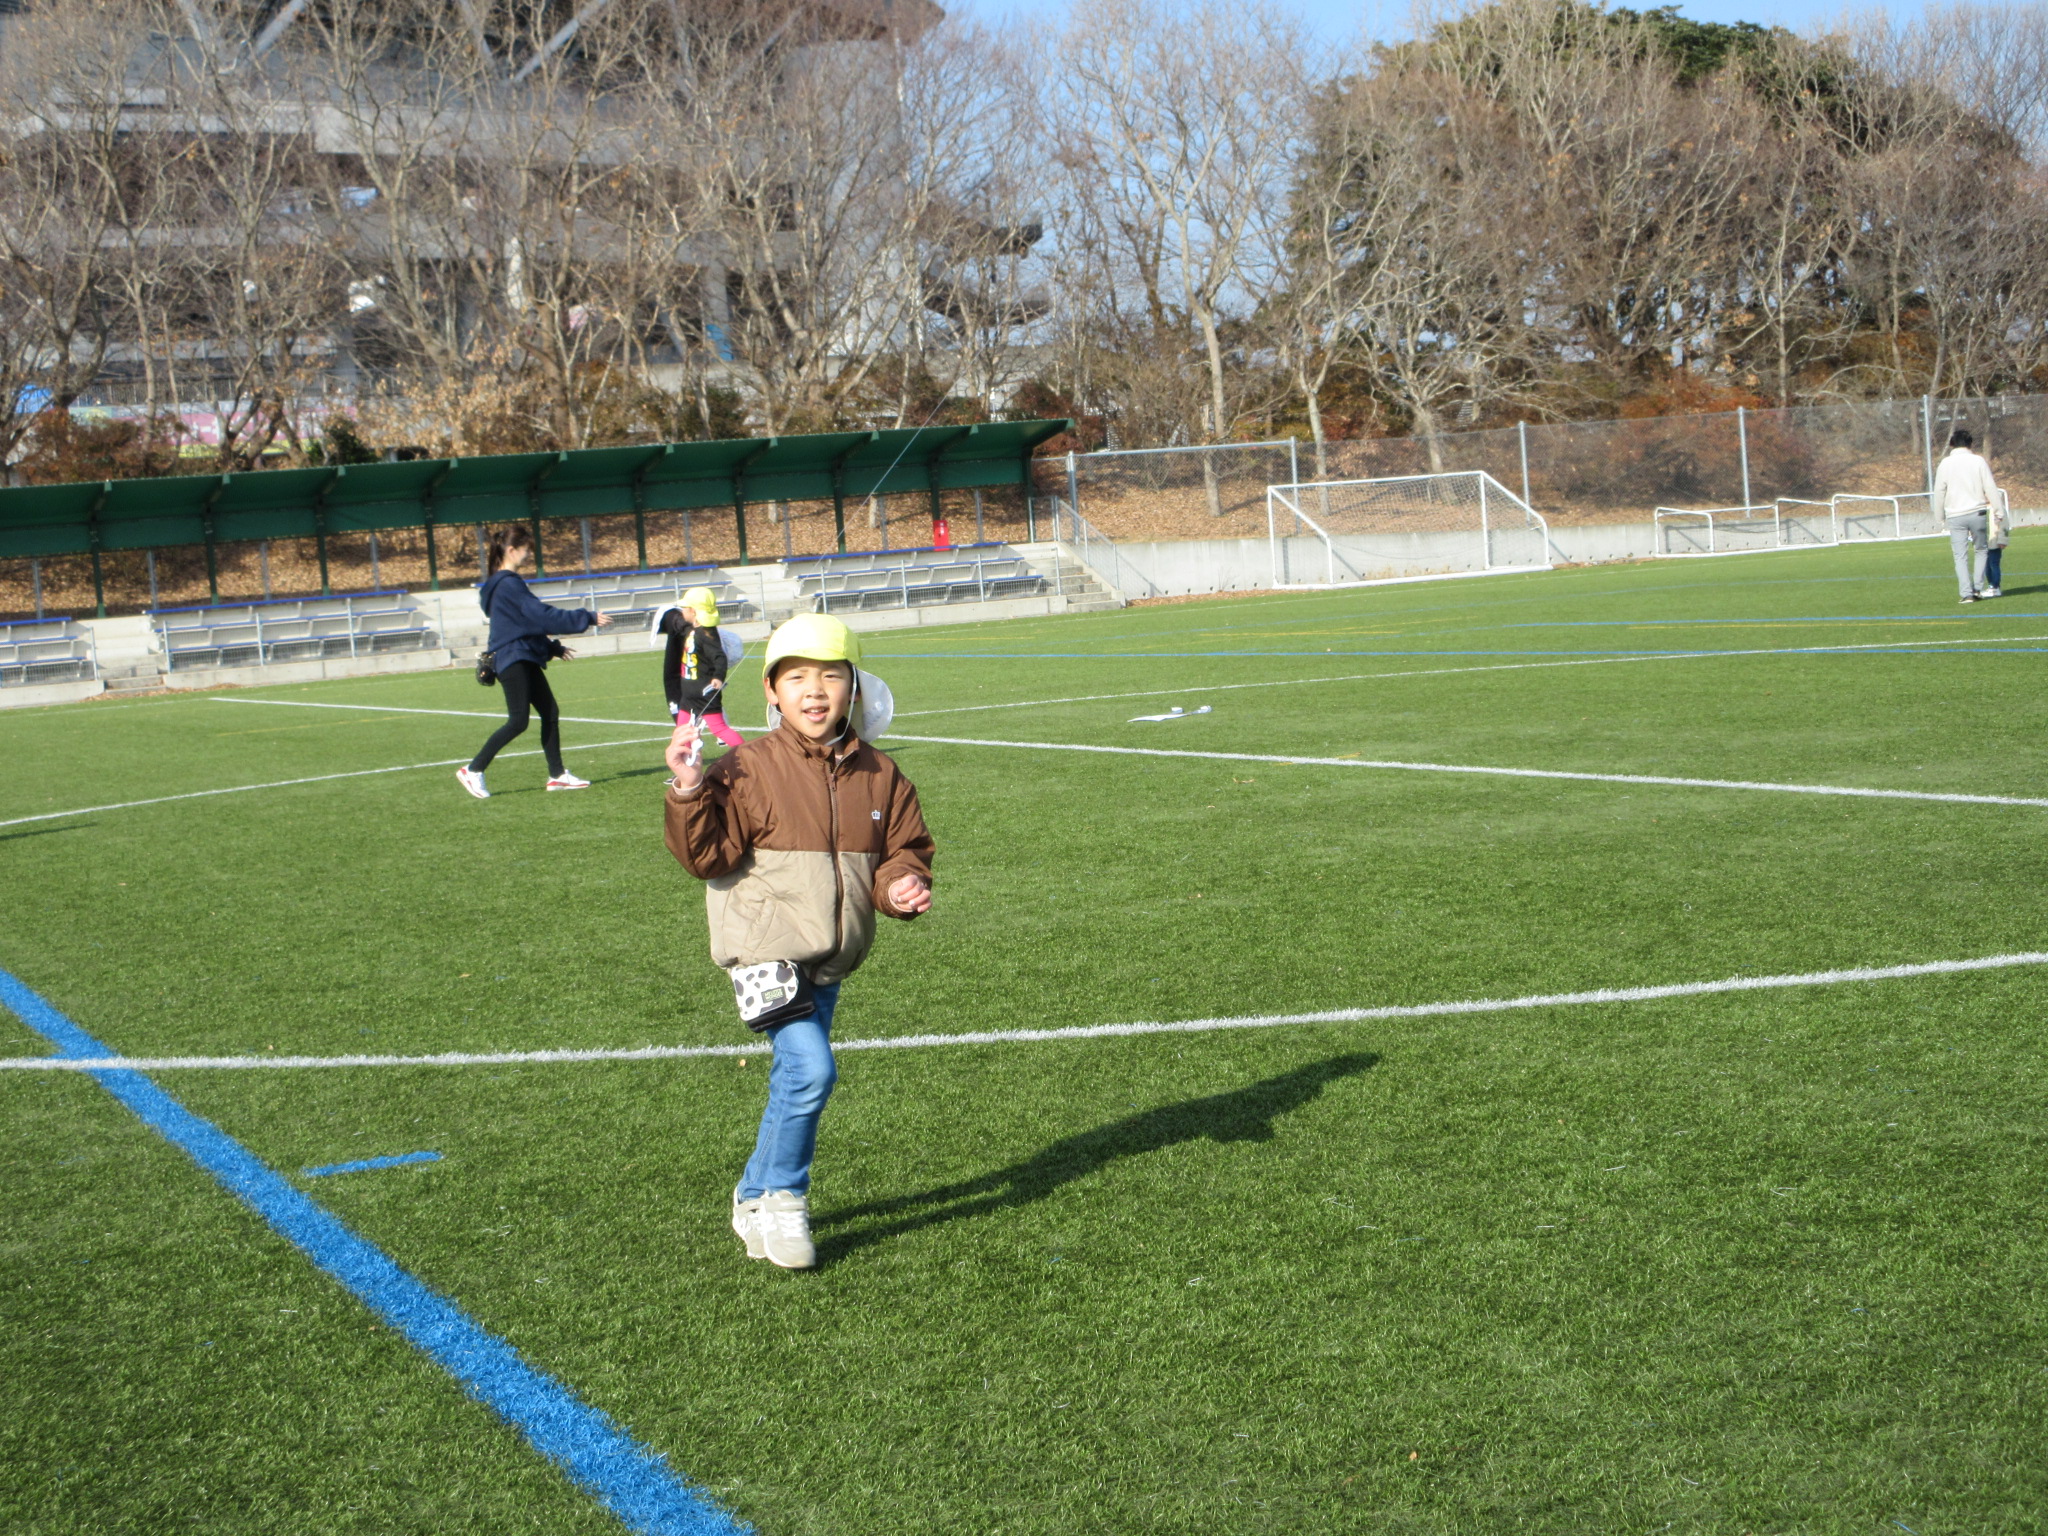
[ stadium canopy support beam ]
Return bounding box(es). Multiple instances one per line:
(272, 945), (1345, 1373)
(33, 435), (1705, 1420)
(172, 0), (220, 52)
(731, 439), (775, 567)
(313, 467), (342, 596)
(527, 454), (568, 578)
(200, 476), (229, 605)
(512, 0), (617, 83)
(921, 426), (976, 538)
(421, 461), (455, 591)
(630, 444), (673, 571)
(249, 0), (311, 58)
(829, 433), (877, 555)
(451, 0), (494, 61)
(87, 481), (110, 618)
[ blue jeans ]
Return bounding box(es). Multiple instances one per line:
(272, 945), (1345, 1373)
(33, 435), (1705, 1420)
(739, 982), (840, 1198)
(1987, 546), (2004, 588)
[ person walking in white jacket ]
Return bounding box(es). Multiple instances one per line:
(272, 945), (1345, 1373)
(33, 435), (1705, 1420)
(1932, 430), (2003, 602)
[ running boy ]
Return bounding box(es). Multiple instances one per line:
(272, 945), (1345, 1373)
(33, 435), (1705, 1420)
(655, 585), (745, 749)
(662, 613), (934, 1268)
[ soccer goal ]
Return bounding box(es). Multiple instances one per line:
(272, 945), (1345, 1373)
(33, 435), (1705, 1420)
(1652, 504), (1784, 555)
(1831, 491), (1941, 542)
(1775, 499), (1838, 547)
(1265, 472), (1553, 588)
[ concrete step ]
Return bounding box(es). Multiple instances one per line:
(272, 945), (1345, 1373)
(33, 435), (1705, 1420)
(101, 669), (165, 695)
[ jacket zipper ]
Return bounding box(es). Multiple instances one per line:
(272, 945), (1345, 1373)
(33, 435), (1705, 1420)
(826, 751), (844, 959)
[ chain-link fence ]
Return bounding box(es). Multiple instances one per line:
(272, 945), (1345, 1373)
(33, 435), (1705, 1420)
(1059, 395), (2048, 545)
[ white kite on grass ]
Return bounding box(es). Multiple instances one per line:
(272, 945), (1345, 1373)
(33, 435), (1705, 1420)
(1128, 705), (1214, 722)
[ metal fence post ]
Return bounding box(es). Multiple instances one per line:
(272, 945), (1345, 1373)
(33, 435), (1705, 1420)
(1518, 420), (1531, 508)
(1268, 487), (1279, 587)
(1737, 406), (1751, 510)
(1065, 451), (1080, 541)
(1479, 476), (1491, 570)
(1922, 394), (1937, 499)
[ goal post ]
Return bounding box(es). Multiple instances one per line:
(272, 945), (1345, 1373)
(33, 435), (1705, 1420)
(1831, 492), (1940, 542)
(1653, 504), (1781, 556)
(1266, 472), (1552, 588)
(1660, 493), (1946, 555)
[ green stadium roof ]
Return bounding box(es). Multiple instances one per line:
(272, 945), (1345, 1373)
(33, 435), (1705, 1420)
(0, 419), (1073, 564)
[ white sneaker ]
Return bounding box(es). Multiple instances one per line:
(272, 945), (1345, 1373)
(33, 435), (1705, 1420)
(455, 767), (489, 799)
(731, 1186), (766, 1260)
(1983, 586), (2001, 598)
(545, 771), (590, 790)
(757, 1189), (815, 1269)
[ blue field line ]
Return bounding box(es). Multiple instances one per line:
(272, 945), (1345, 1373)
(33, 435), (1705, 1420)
(1499, 613), (2048, 628)
(869, 646), (2048, 660)
(0, 967), (750, 1536)
(303, 1150), (443, 1178)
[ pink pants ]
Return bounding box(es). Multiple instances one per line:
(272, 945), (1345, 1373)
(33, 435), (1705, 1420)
(698, 711), (745, 748)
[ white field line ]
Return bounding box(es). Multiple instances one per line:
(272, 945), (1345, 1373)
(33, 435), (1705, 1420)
(206, 630), (2041, 732)
(210, 697), (660, 728)
(889, 732), (2048, 810)
(0, 735), (671, 829)
(6, 951), (2042, 1073)
(892, 632), (2046, 718)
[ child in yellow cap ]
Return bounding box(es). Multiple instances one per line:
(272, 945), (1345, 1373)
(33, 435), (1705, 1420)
(655, 585), (744, 749)
(663, 613), (933, 1269)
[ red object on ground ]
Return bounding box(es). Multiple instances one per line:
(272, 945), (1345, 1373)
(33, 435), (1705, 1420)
(932, 518), (952, 550)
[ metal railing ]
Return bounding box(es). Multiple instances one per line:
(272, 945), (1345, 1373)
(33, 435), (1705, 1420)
(1043, 496), (1159, 601)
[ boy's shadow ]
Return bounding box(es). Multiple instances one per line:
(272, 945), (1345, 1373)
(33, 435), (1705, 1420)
(815, 1052), (1378, 1264)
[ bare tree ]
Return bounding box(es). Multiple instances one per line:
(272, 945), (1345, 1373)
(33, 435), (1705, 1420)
(0, 0), (153, 467)
(1049, 0), (1310, 451)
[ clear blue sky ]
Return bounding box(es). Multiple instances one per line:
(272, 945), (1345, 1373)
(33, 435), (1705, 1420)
(947, 0), (1925, 53)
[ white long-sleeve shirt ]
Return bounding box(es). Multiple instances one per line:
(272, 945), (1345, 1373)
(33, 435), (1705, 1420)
(1933, 447), (2000, 517)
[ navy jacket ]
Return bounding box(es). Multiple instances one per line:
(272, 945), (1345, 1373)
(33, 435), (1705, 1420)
(479, 570), (597, 672)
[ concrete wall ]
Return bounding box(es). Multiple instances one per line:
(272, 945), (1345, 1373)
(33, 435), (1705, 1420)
(1106, 531), (1554, 594)
(1089, 511), (2048, 597)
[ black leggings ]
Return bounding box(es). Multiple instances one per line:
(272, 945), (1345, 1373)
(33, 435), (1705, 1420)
(471, 661), (562, 776)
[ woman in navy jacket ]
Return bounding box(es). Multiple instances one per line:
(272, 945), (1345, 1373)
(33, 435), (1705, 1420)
(457, 525), (611, 798)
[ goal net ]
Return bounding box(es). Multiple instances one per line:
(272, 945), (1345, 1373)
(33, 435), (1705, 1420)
(1831, 492), (1941, 542)
(1265, 472), (1552, 587)
(1658, 492), (1945, 555)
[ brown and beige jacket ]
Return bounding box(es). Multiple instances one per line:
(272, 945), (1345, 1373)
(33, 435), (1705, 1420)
(664, 724), (934, 985)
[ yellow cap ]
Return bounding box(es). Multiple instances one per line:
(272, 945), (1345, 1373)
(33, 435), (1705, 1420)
(682, 585), (720, 626)
(763, 613), (862, 675)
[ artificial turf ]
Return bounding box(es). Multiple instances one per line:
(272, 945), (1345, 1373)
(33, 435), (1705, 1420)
(4, 534), (2047, 1533)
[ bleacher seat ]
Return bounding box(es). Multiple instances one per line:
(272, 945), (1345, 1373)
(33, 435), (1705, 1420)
(524, 565), (757, 628)
(783, 542), (1012, 583)
(0, 616), (96, 687)
(791, 545), (1047, 614)
(152, 592), (437, 671)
